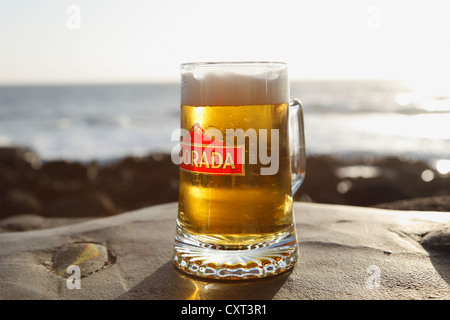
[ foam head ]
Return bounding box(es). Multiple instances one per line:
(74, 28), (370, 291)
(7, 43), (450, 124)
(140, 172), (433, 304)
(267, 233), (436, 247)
(181, 62), (289, 106)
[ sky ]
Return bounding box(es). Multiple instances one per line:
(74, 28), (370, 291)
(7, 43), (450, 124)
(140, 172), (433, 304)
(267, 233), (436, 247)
(1, 0), (449, 84)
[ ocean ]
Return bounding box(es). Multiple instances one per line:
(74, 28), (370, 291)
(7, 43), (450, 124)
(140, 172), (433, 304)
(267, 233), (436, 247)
(0, 80), (449, 164)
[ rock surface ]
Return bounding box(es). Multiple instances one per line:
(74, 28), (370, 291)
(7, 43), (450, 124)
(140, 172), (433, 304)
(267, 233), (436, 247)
(1, 202), (450, 300)
(0, 214), (90, 232)
(376, 195), (450, 212)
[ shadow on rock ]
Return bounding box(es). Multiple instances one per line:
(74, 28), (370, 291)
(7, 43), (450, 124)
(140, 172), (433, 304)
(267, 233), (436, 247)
(421, 224), (450, 287)
(117, 261), (291, 300)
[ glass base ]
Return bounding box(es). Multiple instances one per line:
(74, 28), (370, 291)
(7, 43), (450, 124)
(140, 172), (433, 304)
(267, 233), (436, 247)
(172, 223), (298, 280)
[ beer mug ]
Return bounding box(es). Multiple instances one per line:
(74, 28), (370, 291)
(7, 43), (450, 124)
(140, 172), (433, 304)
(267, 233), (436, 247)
(172, 62), (306, 280)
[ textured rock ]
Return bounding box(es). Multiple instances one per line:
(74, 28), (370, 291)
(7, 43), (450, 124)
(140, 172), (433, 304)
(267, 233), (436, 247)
(0, 147), (41, 171)
(44, 190), (117, 218)
(0, 214), (90, 232)
(52, 243), (111, 278)
(376, 195), (450, 212)
(421, 224), (450, 253)
(1, 189), (42, 217)
(0, 202), (450, 299)
(1, 149), (449, 218)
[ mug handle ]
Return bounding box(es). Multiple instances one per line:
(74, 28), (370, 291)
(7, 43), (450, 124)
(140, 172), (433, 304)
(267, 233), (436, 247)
(289, 98), (306, 195)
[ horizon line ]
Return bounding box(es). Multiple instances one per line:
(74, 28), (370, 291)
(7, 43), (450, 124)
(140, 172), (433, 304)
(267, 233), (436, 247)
(0, 77), (403, 87)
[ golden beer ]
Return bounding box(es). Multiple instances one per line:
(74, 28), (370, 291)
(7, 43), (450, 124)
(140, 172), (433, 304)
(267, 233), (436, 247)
(173, 62), (305, 280)
(178, 103), (293, 248)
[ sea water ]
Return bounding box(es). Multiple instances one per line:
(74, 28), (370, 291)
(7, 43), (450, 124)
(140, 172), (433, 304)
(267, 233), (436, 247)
(0, 80), (449, 163)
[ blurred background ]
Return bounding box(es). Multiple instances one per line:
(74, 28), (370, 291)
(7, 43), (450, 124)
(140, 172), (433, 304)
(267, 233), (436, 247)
(1, 0), (449, 221)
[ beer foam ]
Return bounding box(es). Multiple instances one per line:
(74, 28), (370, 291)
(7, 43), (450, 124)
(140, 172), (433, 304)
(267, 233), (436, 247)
(181, 62), (289, 106)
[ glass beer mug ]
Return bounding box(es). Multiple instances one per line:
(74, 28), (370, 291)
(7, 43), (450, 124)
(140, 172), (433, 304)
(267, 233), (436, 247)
(173, 62), (306, 280)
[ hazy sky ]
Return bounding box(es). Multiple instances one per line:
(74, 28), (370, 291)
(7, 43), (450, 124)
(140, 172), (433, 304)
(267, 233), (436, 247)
(1, 0), (449, 84)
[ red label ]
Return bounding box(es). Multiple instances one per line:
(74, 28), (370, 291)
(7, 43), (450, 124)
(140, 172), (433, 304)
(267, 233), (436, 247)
(180, 123), (244, 175)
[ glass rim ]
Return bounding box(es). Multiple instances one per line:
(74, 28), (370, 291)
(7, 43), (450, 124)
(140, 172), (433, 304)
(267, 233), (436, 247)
(181, 61), (287, 70)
